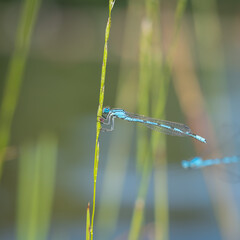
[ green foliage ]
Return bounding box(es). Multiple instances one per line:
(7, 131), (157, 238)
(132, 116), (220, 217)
(86, 203), (90, 240)
(17, 134), (58, 240)
(129, 0), (187, 239)
(90, 1), (115, 239)
(0, 0), (41, 178)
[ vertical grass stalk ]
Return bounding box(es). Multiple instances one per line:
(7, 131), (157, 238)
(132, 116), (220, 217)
(129, 1), (155, 239)
(166, 0), (187, 63)
(129, 0), (187, 238)
(136, 16), (153, 170)
(128, 150), (152, 240)
(90, 1), (115, 239)
(95, 1), (142, 237)
(152, 1), (187, 239)
(86, 203), (90, 240)
(17, 134), (58, 240)
(0, 0), (41, 178)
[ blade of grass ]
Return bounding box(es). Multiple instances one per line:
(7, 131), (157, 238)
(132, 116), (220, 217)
(151, 14), (169, 240)
(136, 17), (153, 171)
(151, 2), (187, 239)
(86, 203), (90, 240)
(37, 134), (58, 240)
(90, 1), (115, 239)
(17, 134), (58, 240)
(128, 150), (152, 240)
(166, 0), (187, 63)
(129, 0), (155, 238)
(96, 1), (142, 237)
(129, 0), (187, 239)
(0, 0), (41, 178)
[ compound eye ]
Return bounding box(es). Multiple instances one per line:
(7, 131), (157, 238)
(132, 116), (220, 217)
(103, 107), (110, 114)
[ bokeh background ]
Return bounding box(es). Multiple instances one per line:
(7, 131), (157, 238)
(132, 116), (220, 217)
(0, 0), (240, 239)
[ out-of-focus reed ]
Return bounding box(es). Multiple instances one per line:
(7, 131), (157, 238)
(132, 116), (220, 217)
(0, 0), (41, 179)
(17, 134), (58, 240)
(128, 2), (154, 238)
(129, 1), (187, 240)
(86, 203), (90, 240)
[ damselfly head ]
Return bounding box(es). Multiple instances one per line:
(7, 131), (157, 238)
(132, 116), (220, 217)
(181, 160), (190, 169)
(103, 107), (110, 114)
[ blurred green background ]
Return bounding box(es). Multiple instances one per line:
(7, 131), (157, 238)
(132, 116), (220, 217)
(0, 0), (240, 239)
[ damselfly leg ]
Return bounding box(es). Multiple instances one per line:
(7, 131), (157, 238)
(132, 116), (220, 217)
(100, 113), (116, 132)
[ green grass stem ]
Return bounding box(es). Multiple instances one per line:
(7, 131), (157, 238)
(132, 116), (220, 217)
(151, 21), (168, 240)
(128, 150), (152, 240)
(86, 203), (90, 240)
(129, 0), (155, 238)
(151, 1), (187, 237)
(17, 134), (58, 240)
(166, 0), (187, 61)
(136, 12), (153, 170)
(96, 1), (142, 236)
(129, 0), (187, 239)
(90, 1), (115, 239)
(0, 0), (41, 178)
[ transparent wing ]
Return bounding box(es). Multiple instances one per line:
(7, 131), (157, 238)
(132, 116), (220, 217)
(126, 112), (192, 137)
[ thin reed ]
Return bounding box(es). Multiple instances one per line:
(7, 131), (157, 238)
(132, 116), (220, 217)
(89, 1), (115, 239)
(0, 0), (41, 178)
(129, 1), (187, 239)
(95, 1), (141, 237)
(152, 2), (187, 238)
(86, 203), (90, 240)
(129, 1), (154, 238)
(17, 134), (58, 240)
